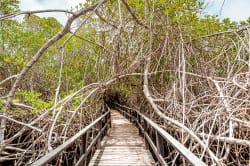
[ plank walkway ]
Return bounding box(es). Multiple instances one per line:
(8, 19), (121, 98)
(88, 110), (155, 166)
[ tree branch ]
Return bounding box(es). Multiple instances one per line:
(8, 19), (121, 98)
(0, 9), (75, 21)
(199, 133), (250, 147)
(95, 10), (118, 29)
(70, 32), (108, 51)
(193, 25), (250, 41)
(120, 0), (149, 29)
(0, 115), (42, 132)
(0, 75), (18, 86)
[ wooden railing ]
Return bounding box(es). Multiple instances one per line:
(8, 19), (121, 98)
(115, 104), (207, 166)
(31, 108), (111, 166)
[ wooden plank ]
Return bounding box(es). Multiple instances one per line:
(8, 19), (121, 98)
(89, 110), (155, 166)
(92, 148), (153, 154)
(104, 137), (144, 146)
(89, 150), (154, 165)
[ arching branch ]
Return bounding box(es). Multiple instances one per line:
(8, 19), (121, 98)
(0, 9), (75, 21)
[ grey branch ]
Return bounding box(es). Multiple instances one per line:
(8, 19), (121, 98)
(0, 9), (75, 21)
(120, 0), (149, 29)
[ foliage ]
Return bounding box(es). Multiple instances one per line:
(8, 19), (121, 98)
(0, 0), (20, 15)
(15, 90), (52, 108)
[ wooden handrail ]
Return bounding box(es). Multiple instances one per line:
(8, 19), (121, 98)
(31, 109), (111, 166)
(115, 104), (207, 166)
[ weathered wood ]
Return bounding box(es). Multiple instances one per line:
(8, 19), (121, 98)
(79, 131), (88, 166)
(136, 119), (166, 165)
(75, 124), (108, 166)
(156, 132), (165, 157)
(137, 111), (206, 166)
(116, 105), (207, 166)
(89, 110), (155, 166)
(31, 110), (110, 166)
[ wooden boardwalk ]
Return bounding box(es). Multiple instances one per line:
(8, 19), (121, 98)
(88, 110), (155, 166)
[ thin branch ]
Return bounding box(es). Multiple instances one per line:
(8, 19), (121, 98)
(70, 32), (108, 51)
(48, 46), (65, 151)
(199, 133), (250, 147)
(0, 10), (74, 21)
(0, 115), (42, 132)
(95, 10), (118, 29)
(193, 25), (250, 41)
(120, 0), (149, 29)
(0, 75), (18, 85)
(10, 102), (36, 111)
(219, 0), (226, 16)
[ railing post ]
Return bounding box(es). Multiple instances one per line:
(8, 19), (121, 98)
(80, 131), (89, 166)
(131, 110), (135, 123)
(134, 111), (137, 125)
(143, 119), (149, 149)
(97, 120), (102, 149)
(143, 119), (148, 132)
(129, 109), (132, 121)
(133, 110), (137, 123)
(156, 132), (165, 159)
(108, 111), (111, 129)
(104, 113), (108, 136)
(138, 114), (142, 136)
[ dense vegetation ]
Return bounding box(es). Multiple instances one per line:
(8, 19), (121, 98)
(0, 0), (250, 165)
